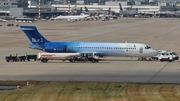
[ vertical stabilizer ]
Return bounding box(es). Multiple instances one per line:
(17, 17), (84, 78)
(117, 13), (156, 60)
(20, 26), (50, 50)
(84, 6), (89, 12)
(119, 3), (123, 11)
(173, 4), (177, 11)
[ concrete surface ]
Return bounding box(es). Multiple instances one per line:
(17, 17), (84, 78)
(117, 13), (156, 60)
(0, 18), (180, 83)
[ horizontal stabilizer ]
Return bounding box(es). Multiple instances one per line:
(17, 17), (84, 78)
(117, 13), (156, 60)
(29, 44), (43, 50)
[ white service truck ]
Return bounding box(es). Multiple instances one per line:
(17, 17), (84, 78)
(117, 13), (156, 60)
(80, 52), (99, 63)
(37, 52), (100, 63)
(167, 51), (179, 61)
(151, 50), (179, 62)
(158, 52), (173, 62)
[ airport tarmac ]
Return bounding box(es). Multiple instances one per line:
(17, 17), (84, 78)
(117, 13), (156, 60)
(0, 18), (180, 83)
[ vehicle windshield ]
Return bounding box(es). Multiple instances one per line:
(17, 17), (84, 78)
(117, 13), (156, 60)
(172, 52), (177, 55)
(145, 46), (151, 49)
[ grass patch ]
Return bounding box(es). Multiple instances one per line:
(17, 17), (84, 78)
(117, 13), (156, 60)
(0, 81), (180, 101)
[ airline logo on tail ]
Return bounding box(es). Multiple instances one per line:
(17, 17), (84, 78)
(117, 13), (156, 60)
(32, 38), (43, 43)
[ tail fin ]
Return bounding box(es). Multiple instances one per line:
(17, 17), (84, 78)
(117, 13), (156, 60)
(20, 26), (50, 50)
(173, 4), (177, 11)
(84, 6), (89, 12)
(119, 3), (123, 11)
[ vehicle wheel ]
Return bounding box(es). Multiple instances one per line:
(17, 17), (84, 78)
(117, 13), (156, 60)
(148, 58), (151, 61)
(41, 59), (48, 63)
(71, 59), (75, 63)
(92, 59), (96, 63)
(169, 60), (172, 62)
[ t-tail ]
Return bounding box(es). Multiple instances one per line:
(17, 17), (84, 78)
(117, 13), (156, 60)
(20, 26), (50, 50)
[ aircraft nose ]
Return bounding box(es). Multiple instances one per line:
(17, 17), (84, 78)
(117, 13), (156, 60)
(152, 50), (158, 56)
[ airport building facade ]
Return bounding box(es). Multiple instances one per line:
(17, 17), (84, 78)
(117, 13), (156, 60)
(1, 0), (180, 19)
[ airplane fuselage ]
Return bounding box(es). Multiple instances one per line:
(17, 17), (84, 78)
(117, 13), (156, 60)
(41, 42), (157, 57)
(55, 14), (89, 20)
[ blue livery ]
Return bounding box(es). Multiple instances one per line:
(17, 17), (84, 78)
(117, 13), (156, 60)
(20, 26), (158, 57)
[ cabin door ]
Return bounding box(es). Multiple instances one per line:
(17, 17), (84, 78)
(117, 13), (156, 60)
(139, 47), (143, 53)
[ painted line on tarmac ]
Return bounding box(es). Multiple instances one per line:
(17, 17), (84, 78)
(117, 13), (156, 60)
(170, 25), (180, 31)
(147, 62), (168, 83)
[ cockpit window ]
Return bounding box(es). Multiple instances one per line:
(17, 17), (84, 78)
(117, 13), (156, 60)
(145, 46), (151, 49)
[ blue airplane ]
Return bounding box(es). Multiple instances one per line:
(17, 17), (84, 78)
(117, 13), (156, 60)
(20, 26), (158, 57)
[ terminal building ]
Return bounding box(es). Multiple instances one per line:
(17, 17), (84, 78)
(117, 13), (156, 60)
(1, 0), (180, 19)
(0, 0), (66, 19)
(51, 0), (180, 14)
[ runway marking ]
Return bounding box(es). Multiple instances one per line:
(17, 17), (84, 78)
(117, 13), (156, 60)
(147, 62), (168, 83)
(169, 25), (180, 31)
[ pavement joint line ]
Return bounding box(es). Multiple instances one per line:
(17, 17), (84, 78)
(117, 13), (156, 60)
(146, 62), (169, 83)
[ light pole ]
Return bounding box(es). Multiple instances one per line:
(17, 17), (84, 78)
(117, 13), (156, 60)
(68, 0), (70, 14)
(38, 0), (41, 19)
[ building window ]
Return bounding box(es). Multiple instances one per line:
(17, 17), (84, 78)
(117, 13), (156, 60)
(11, 3), (17, 5)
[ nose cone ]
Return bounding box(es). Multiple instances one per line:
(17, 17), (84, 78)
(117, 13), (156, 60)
(151, 49), (158, 56)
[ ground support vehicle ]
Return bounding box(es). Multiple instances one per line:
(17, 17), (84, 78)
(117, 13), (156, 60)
(151, 50), (179, 62)
(18, 56), (26, 61)
(102, 16), (109, 21)
(38, 52), (100, 63)
(26, 54), (37, 61)
(37, 53), (81, 63)
(5, 54), (37, 62)
(168, 51), (179, 61)
(158, 52), (173, 62)
(5, 56), (19, 62)
(80, 52), (99, 63)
